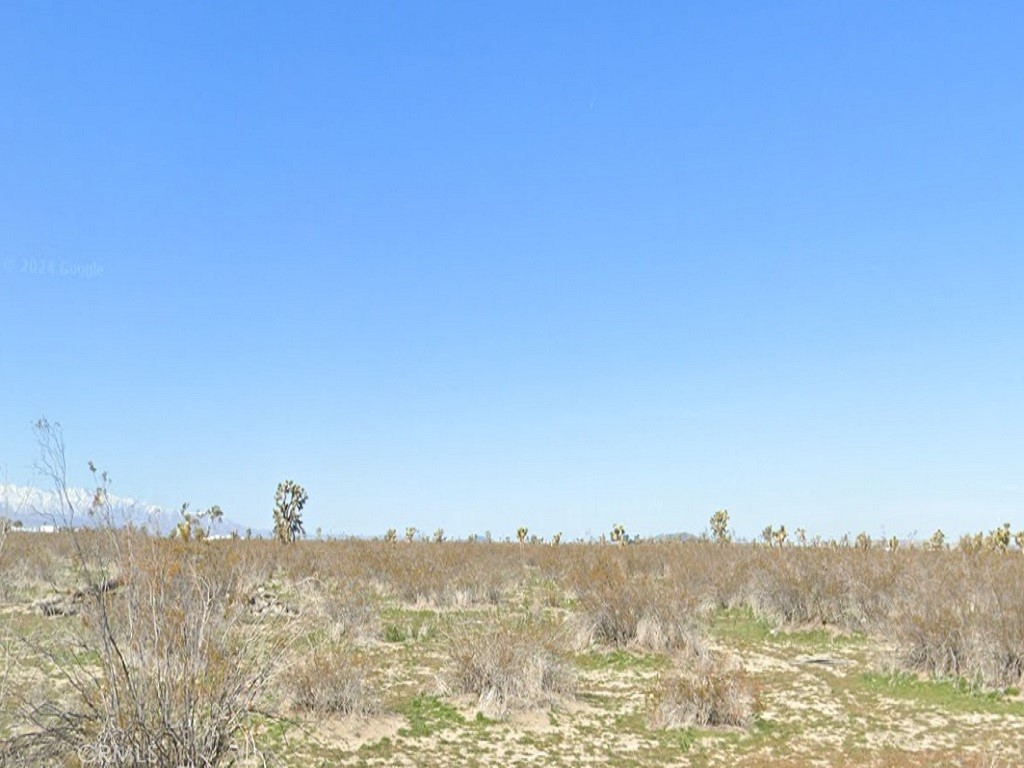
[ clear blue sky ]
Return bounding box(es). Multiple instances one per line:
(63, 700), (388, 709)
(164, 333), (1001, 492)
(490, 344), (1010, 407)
(2, 2), (1022, 540)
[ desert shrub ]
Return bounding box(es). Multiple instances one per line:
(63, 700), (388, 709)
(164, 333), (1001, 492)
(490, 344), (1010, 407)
(663, 541), (750, 611)
(886, 551), (1024, 689)
(0, 630), (13, 740)
(288, 645), (380, 716)
(373, 541), (514, 607)
(743, 546), (905, 635)
(711, 539), (1024, 690)
(888, 585), (973, 681)
(648, 650), (761, 729)
(311, 584), (381, 643)
(227, 537), (281, 592)
(0, 529), (79, 604)
(748, 548), (854, 628)
(3, 532), (293, 767)
(444, 619), (576, 719)
(564, 547), (703, 653)
(838, 550), (905, 633)
(0, 526), (10, 603)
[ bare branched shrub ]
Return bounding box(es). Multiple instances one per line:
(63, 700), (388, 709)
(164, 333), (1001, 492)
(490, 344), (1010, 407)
(444, 619), (575, 719)
(2, 421), (294, 767)
(7, 534), (296, 767)
(648, 650), (761, 730)
(0, 525), (11, 604)
(0, 630), (14, 739)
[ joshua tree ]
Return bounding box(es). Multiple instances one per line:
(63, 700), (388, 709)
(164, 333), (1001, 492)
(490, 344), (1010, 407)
(761, 525), (786, 547)
(405, 526), (417, 543)
(517, 526), (529, 544)
(384, 528), (398, 544)
(610, 523), (626, 546)
(433, 527), (445, 543)
(272, 480), (308, 544)
(958, 532), (984, 552)
(987, 522), (1011, 551)
(928, 529), (946, 550)
(709, 509), (731, 544)
(173, 503), (222, 542)
(551, 532), (562, 547)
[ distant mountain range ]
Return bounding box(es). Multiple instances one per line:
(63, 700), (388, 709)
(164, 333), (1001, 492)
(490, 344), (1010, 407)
(0, 483), (255, 536)
(645, 532), (701, 543)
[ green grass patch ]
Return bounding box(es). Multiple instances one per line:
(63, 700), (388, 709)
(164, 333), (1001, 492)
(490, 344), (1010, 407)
(658, 727), (697, 752)
(575, 649), (668, 672)
(34, 643), (103, 671)
(381, 608), (438, 643)
(779, 627), (867, 647)
(859, 672), (1024, 714)
(710, 607), (866, 648)
(356, 735), (397, 761)
(709, 607), (775, 644)
(397, 695), (465, 737)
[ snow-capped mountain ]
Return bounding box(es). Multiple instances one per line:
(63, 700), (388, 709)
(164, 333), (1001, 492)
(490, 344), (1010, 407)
(0, 483), (252, 535)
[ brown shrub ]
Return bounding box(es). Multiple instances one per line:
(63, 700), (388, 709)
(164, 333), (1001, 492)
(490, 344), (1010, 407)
(564, 546), (702, 653)
(886, 551), (1024, 689)
(288, 645), (380, 716)
(648, 650), (761, 730)
(310, 540), (519, 608)
(3, 532), (293, 767)
(444, 619), (576, 719)
(312, 585), (381, 643)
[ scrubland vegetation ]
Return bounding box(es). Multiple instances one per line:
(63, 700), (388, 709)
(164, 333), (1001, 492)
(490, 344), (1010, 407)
(1, 428), (1021, 765)
(3, 514), (1024, 767)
